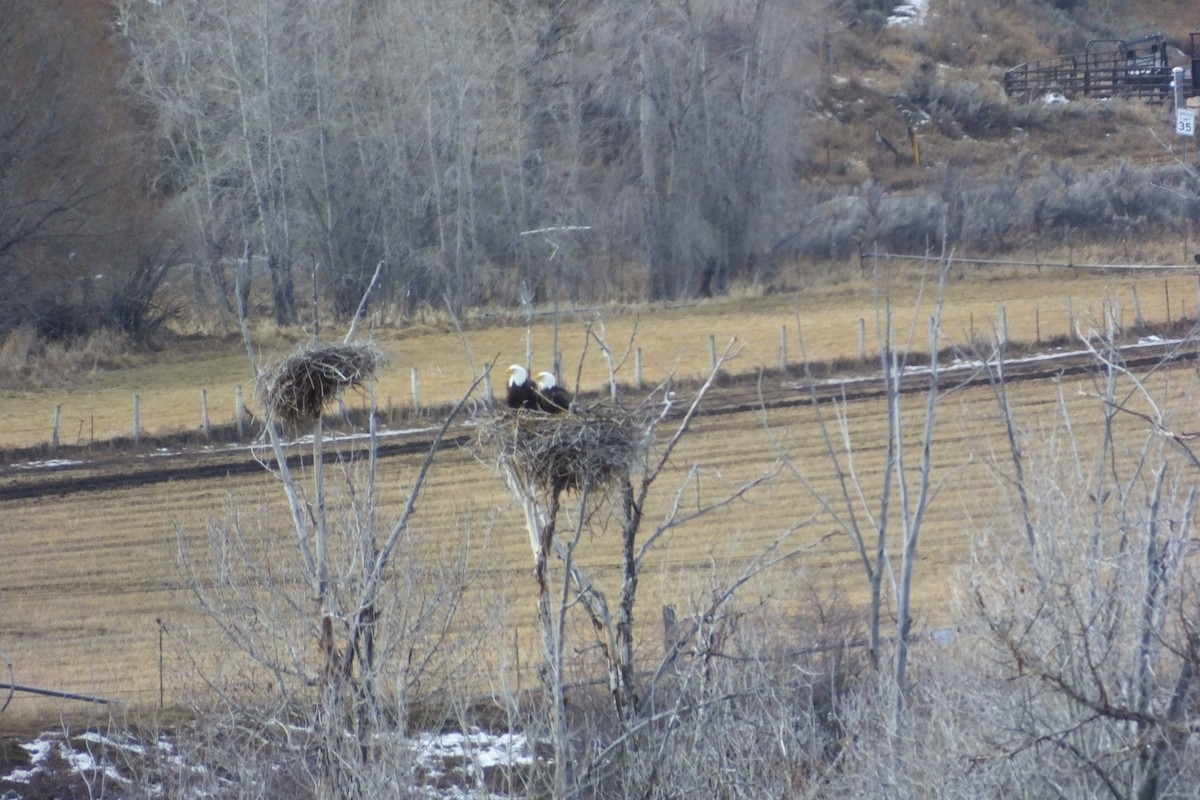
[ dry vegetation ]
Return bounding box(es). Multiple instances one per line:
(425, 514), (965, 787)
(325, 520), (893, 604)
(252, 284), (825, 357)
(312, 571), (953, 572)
(2, 276), (1198, 728)
(8, 2), (1200, 794)
(3, 262), (1198, 453)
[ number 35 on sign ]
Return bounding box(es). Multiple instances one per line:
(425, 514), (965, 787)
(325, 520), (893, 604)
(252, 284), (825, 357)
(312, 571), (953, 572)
(1177, 109), (1195, 137)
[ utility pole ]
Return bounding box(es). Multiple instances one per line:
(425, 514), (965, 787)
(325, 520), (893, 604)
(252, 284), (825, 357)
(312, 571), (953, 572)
(518, 225), (592, 377)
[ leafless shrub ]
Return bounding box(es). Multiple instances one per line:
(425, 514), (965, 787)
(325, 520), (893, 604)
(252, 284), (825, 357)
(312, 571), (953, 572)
(574, 587), (871, 799)
(172, 474), (492, 798)
(782, 154), (1200, 262)
(256, 340), (385, 423)
(960, 339), (1200, 798)
(869, 192), (947, 253)
(1030, 162), (1200, 240)
(956, 175), (1022, 247)
(0, 324), (140, 387)
(817, 637), (1033, 798)
(102, 242), (182, 344)
(777, 191), (869, 261)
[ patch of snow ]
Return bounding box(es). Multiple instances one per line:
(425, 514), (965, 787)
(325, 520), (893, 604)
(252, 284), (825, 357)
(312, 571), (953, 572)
(888, 0), (930, 27)
(4, 736), (127, 786)
(143, 448), (182, 457)
(930, 627), (957, 646)
(1040, 92), (1069, 105)
(782, 336), (1192, 392)
(414, 728), (535, 771)
(78, 730), (144, 756)
(2, 726), (539, 799)
(8, 458), (84, 470)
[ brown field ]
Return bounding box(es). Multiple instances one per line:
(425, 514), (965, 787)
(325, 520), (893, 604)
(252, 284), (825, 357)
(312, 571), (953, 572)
(2, 261), (1198, 451)
(2, 263), (1200, 730)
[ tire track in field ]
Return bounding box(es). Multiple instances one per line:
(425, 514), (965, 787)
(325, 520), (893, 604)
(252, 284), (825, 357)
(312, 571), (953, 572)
(0, 436), (471, 501)
(4, 339), (1197, 502)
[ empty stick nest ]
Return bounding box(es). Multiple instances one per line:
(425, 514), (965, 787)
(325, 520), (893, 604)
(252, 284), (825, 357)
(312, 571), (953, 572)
(258, 341), (385, 423)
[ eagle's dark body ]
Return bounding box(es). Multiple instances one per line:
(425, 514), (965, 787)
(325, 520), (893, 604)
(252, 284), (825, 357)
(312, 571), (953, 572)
(535, 371), (571, 413)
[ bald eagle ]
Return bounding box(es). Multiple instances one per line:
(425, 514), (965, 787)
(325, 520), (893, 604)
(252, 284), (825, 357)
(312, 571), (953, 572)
(535, 371), (571, 413)
(506, 364), (538, 410)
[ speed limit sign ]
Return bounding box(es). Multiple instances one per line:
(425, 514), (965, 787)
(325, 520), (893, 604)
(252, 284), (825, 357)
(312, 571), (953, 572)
(1177, 109), (1195, 137)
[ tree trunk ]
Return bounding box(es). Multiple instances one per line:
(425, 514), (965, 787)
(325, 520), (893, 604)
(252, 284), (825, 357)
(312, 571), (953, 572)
(267, 249), (299, 325)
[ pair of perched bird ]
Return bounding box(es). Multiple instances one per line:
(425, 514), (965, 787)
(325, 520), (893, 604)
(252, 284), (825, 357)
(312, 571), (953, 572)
(505, 364), (570, 413)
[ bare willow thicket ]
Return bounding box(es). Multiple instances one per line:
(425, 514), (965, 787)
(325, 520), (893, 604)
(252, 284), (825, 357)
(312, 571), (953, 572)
(114, 0), (815, 323)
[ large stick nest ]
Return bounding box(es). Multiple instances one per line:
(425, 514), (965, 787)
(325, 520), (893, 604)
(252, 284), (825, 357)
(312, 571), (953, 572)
(258, 341), (385, 423)
(477, 404), (647, 496)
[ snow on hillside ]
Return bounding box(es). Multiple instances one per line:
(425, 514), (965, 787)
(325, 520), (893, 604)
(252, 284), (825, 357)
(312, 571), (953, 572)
(888, 0), (931, 27)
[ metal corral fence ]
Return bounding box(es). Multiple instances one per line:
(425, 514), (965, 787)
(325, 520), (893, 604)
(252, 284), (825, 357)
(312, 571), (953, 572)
(1004, 33), (1177, 104)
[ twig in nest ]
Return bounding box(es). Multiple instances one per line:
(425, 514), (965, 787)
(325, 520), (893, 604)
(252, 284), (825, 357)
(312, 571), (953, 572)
(258, 341), (386, 423)
(477, 404), (647, 496)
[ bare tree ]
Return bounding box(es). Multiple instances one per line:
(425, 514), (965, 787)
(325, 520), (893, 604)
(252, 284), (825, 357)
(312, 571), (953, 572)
(970, 331), (1200, 800)
(117, 0), (822, 326)
(764, 256), (950, 702)
(0, 1), (153, 336)
(165, 266), (489, 798)
(624, 0), (816, 299)
(479, 336), (786, 797)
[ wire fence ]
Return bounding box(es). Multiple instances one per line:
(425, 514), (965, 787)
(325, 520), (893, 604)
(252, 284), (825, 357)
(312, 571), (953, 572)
(6, 253), (1200, 454)
(861, 248), (1200, 272)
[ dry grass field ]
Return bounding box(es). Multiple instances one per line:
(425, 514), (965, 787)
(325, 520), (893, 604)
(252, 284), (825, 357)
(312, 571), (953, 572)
(2, 259), (1198, 451)
(4, 365), (1198, 731)
(3, 262), (1200, 731)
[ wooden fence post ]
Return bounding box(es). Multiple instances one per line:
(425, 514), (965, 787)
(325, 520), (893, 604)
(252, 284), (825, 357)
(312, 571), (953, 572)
(51, 405), (61, 451)
(999, 305), (1008, 347)
(779, 325), (788, 371)
(133, 393), (141, 447)
(1165, 280), (1172, 327)
(858, 319), (866, 360)
(235, 385), (245, 438)
(200, 389), (211, 440)
(411, 366), (420, 408)
(1132, 284), (1144, 328)
(635, 348), (644, 391)
(708, 334), (717, 372)
(1067, 297), (1075, 338)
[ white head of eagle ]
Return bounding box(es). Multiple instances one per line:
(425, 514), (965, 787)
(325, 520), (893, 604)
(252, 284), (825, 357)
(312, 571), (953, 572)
(505, 364), (537, 410)
(535, 371), (571, 413)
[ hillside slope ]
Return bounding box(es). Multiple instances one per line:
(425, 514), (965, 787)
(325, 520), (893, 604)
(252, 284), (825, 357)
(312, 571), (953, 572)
(809, 1), (1195, 189)
(2, 0), (1199, 352)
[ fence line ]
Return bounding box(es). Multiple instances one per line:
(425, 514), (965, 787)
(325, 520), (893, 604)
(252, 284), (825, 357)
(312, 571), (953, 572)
(861, 249), (1200, 272)
(0, 682), (113, 705)
(8, 277), (1196, 454)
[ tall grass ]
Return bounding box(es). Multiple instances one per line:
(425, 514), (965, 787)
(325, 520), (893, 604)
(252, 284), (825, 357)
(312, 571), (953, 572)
(0, 325), (141, 388)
